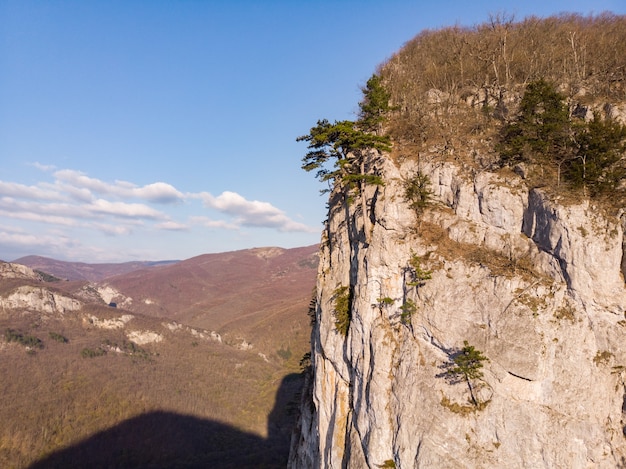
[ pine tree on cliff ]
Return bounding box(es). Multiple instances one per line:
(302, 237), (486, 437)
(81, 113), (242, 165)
(298, 74), (392, 244)
(447, 341), (489, 407)
(498, 79), (626, 193)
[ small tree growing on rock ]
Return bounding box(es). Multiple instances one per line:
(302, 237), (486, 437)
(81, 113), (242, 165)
(566, 111), (626, 196)
(403, 171), (433, 217)
(444, 341), (489, 407)
(407, 253), (432, 287)
(497, 79), (578, 186)
(332, 286), (352, 337)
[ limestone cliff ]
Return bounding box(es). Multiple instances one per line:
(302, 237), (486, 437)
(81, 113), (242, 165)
(289, 152), (626, 468)
(0, 262), (82, 315)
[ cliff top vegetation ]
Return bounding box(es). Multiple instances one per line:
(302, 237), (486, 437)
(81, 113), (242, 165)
(371, 12), (626, 206)
(382, 12), (626, 104)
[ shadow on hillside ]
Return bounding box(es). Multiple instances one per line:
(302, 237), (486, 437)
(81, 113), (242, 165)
(28, 373), (304, 469)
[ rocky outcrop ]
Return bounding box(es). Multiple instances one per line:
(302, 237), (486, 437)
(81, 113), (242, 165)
(96, 285), (133, 309)
(0, 261), (41, 281)
(0, 285), (82, 316)
(83, 313), (134, 329)
(289, 153), (626, 468)
(0, 262), (82, 316)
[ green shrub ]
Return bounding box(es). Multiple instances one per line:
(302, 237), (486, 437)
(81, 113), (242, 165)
(444, 341), (489, 407)
(35, 270), (62, 282)
(101, 339), (149, 359)
(299, 352), (312, 372)
(121, 341), (148, 358)
(277, 347), (292, 361)
(399, 299), (417, 325)
(376, 297), (395, 307)
(403, 171), (433, 215)
(565, 112), (626, 195)
(308, 289), (318, 325)
(81, 347), (107, 358)
(49, 332), (69, 343)
(498, 79), (572, 168)
(498, 79), (626, 193)
(333, 286), (352, 337)
(4, 329), (43, 349)
(407, 253), (432, 287)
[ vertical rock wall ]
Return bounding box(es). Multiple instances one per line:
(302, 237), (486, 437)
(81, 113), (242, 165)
(290, 153), (626, 468)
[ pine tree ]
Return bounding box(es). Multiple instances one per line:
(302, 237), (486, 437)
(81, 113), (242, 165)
(566, 112), (626, 195)
(447, 341), (488, 407)
(298, 74), (392, 243)
(498, 79), (576, 185)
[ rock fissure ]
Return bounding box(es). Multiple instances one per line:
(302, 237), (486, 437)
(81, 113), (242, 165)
(507, 370), (533, 382)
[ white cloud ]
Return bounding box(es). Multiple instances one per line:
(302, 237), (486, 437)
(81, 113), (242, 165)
(0, 231), (44, 247)
(0, 228), (77, 258)
(0, 226), (141, 263)
(87, 199), (167, 219)
(197, 191), (316, 232)
(0, 181), (65, 201)
(54, 170), (184, 204)
(0, 204), (78, 226)
(0, 196), (85, 218)
(189, 216), (239, 230)
(155, 221), (189, 231)
(0, 166), (319, 261)
(92, 223), (134, 236)
(2, 232), (66, 250)
(29, 162), (56, 172)
(54, 169), (111, 193)
(132, 182), (185, 204)
(59, 184), (94, 203)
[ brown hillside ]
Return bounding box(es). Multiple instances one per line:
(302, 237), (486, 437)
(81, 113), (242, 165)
(14, 255), (178, 282)
(0, 245), (319, 468)
(102, 245), (319, 356)
(0, 301), (297, 468)
(1, 245), (319, 468)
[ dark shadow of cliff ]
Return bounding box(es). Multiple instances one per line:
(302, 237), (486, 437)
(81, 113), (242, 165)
(28, 373), (303, 469)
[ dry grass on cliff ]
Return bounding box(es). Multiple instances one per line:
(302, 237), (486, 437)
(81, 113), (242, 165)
(415, 220), (542, 282)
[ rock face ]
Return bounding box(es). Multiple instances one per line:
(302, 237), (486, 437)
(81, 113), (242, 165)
(0, 262), (83, 315)
(289, 153), (626, 468)
(0, 285), (82, 315)
(0, 261), (41, 281)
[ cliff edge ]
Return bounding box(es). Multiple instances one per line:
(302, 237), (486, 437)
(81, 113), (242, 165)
(289, 152), (626, 469)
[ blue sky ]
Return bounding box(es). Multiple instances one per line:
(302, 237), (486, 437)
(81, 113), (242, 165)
(1, 0), (624, 262)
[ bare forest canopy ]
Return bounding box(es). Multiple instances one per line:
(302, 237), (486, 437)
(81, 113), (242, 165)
(380, 12), (626, 108)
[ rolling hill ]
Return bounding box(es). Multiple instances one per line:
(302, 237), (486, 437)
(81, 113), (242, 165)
(14, 255), (178, 282)
(0, 245), (318, 468)
(98, 245), (319, 354)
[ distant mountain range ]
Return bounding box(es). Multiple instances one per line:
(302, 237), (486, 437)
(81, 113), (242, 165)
(13, 255), (179, 282)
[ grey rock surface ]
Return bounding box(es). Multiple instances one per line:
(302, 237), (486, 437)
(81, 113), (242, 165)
(289, 153), (626, 468)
